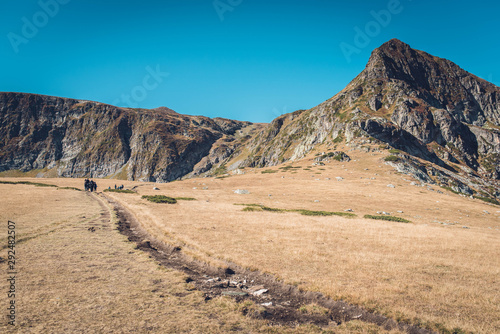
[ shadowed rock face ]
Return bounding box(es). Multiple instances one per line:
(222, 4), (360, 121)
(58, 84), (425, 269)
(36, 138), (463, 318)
(237, 39), (500, 181)
(0, 92), (253, 182)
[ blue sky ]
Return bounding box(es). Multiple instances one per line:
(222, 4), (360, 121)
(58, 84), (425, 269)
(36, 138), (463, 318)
(1, 0), (499, 122)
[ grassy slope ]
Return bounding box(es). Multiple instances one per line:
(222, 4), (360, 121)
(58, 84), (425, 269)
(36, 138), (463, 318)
(89, 147), (500, 334)
(0, 182), (401, 333)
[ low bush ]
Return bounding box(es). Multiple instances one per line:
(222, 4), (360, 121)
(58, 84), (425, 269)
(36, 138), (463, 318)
(58, 187), (82, 191)
(297, 210), (356, 218)
(142, 195), (177, 204)
(243, 206), (262, 212)
(104, 188), (135, 194)
(384, 155), (399, 162)
(364, 215), (411, 223)
(238, 204), (357, 218)
(475, 196), (500, 205)
(0, 180), (58, 187)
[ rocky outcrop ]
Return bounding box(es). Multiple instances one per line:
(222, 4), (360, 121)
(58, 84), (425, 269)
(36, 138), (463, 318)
(1, 39), (499, 198)
(0, 92), (255, 182)
(231, 40), (500, 187)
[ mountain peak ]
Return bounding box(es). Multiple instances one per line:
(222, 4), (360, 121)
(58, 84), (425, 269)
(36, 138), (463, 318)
(378, 38), (412, 52)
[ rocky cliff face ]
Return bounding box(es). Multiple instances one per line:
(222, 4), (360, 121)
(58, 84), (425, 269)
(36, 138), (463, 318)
(1, 39), (499, 196)
(229, 39), (500, 197)
(0, 92), (256, 182)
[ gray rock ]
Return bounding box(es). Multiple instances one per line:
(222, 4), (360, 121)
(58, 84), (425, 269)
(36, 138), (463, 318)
(252, 289), (269, 296)
(234, 189), (250, 195)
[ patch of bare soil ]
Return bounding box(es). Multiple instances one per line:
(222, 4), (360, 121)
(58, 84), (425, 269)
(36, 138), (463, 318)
(101, 193), (435, 334)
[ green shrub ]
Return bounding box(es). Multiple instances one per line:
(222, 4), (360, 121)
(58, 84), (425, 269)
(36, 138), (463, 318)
(261, 206), (286, 212)
(58, 187), (82, 191)
(296, 210), (356, 218)
(0, 180), (58, 187)
(142, 195), (177, 204)
(384, 155), (399, 162)
(104, 188), (136, 194)
(175, 197), (197, 201)
(238, 204), (357, 218)
(475, 196), (500, 205)
(279, 166), (301, 170)
(261, 169), (278, 174)
(364, 215), (411, 223)
(243, 206), (263, 212)
(388, 149), (401, 154)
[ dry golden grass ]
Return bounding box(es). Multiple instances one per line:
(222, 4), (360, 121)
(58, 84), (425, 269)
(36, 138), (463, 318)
(72, 148), (500, 334)
(0, 180), (403, 333)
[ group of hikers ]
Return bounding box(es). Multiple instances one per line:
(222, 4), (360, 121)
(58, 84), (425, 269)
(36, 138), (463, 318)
(84, 179), (98, 192)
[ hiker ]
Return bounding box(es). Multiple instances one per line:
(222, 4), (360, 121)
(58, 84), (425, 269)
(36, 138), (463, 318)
(84, 179), (89, 191)
(114, 184), (117, 189)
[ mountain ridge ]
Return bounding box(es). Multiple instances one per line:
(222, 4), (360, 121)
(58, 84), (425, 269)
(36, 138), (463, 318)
(1, 39), (499, 199)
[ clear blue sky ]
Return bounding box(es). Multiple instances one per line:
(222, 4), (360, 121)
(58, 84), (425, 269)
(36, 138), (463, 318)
(1, 0), (499, 122)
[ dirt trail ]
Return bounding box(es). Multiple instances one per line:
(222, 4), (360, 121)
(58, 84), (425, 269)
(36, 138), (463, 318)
(100, 193), (435, 334)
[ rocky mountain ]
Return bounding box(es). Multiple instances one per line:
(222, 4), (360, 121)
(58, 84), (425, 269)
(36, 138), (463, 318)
(1, 39), (499, 200)
(0, 92), (260, 182)
(227, 39), (500, 198)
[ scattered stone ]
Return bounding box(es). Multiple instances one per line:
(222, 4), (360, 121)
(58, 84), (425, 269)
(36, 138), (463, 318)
(336, 177), (344, 181)
(484, 210), (490, 214)
(202, 187), (208, 190)
(153, 186), (160, 190)
(397, 210), (404, 213)
(387, 184), (395, 188)
(252, 289), (269, 296)
(261, 302), (273, 307)
(325, 178), (330, 180)
(234, 189), (250, 195)
(193, 187), (197, 190)
(462, 226), (470, 229)
(248, 285), (264, 292)
(314, 200), (320, 203)
(377, 211), (391, 215)
(345, 209), (353, 212)
(222, 291), (248, 297)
